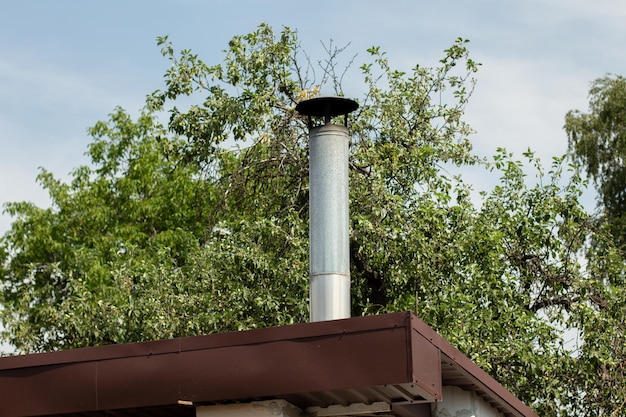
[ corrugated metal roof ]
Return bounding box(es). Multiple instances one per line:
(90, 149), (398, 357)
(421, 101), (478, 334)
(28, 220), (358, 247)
(0, 312), (538, 417)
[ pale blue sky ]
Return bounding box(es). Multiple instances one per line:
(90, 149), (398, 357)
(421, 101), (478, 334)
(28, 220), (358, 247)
(1, 0), (626, 237)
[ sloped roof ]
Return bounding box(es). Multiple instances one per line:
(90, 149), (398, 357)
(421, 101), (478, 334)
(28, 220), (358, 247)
(0, 312), (538, 417)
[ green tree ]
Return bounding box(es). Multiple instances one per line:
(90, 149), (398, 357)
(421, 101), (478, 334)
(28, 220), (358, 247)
(564, 77), (626, 414)
(565, 74), (626, 246)
(1, 24), (624, 416)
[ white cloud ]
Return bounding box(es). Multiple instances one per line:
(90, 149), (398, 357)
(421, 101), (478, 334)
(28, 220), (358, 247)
(466, 55), (591, 160)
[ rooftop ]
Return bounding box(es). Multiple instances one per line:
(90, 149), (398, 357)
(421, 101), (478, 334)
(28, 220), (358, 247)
(0, 312), (538, 417)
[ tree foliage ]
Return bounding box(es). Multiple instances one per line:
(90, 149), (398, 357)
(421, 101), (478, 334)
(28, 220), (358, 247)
(1, 24), (625, 416)
(565, 74), (626, 247)
(563, 74), (626, 415)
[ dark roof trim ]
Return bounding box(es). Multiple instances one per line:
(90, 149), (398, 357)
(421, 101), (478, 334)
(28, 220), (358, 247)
(0, 312), (538, 417)
(408, 316), (536, 417)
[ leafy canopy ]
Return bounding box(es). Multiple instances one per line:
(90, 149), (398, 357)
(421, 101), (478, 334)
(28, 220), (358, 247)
(566, 74), (626, 246)
(1, 23), (625, 416)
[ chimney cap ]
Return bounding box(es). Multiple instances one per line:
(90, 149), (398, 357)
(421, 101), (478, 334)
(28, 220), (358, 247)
(296, 96), (358, 119)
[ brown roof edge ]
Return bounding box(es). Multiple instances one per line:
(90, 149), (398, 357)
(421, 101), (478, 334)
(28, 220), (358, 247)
(408, 314), (539, 417)
(0, 312), (410, 371)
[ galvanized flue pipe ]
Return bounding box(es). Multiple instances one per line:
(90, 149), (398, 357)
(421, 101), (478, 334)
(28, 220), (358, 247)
(295, 96), (358, 322)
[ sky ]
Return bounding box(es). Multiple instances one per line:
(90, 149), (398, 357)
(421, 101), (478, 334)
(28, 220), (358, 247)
(2, 1), (626, 236)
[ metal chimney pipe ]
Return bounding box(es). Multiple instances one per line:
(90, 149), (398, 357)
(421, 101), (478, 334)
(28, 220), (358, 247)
(295, 96), (359, 322)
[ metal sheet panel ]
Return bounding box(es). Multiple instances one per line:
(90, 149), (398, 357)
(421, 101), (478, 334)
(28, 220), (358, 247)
(0, 362), (98, 416)
(97, 324), (412, 408)
(410, 330), (442, 401)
